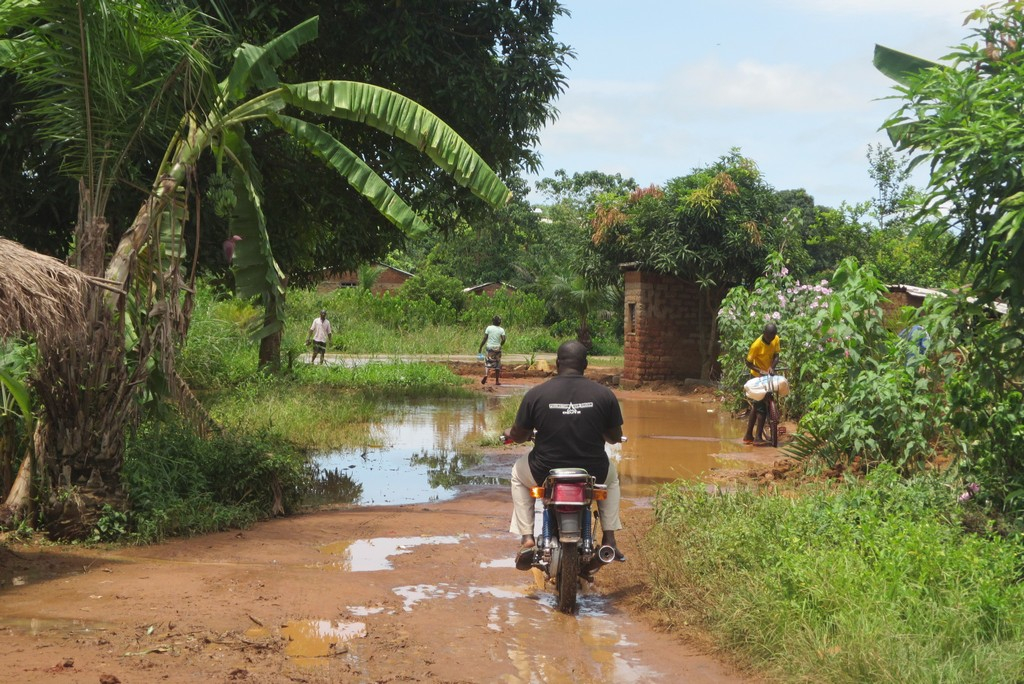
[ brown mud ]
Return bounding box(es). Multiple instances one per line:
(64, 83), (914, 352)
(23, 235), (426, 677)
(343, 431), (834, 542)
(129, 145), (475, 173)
(0, 363), (787, 683)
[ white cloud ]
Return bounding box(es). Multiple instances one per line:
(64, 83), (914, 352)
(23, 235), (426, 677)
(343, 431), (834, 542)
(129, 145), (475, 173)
(664, 59), (864, 114)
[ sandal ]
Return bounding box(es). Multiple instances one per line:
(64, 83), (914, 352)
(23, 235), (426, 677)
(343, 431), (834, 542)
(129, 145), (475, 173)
(515, 545), (536, 571)
(742, 438), (754, 444)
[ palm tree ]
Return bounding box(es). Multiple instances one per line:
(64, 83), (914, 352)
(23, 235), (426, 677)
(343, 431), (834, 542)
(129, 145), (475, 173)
(545, 274), (620, 350)
(0, 4), (510, 534)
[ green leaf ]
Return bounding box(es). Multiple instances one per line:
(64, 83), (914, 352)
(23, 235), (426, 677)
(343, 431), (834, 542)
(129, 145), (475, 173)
(281, 81), (512, 207)
(873, 44), (944, 86)
(220, 126), (286, 342)
(270, 114), (430, 237)
(0, 366), (34, 426)
(220, 16), (319, 102)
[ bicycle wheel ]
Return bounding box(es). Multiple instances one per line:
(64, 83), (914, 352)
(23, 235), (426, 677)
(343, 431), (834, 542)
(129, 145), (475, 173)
(767, 395), (779, 447)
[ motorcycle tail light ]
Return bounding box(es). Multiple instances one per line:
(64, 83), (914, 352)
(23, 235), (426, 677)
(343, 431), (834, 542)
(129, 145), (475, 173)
(529, 486), (544, 499)
(552, 483), (585, 504)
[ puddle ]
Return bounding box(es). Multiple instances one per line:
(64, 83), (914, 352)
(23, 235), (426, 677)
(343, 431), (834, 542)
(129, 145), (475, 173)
(393, 582), (463, 611)
(309, 395), (744, 507)
(281, 619), (366, 666)
(382, 579), (658, 682)
(503, 613), (659, 683)
(320, 535), (465, 572)
(615, 397), (743, 497)
(313, 397), (504, 505)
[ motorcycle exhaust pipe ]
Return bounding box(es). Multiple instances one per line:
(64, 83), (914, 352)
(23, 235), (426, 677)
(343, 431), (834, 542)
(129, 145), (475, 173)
(596, 545), (617, 564)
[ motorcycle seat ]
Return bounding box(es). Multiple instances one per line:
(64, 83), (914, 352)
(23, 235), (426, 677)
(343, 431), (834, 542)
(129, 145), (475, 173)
(547, 467), (590, 480)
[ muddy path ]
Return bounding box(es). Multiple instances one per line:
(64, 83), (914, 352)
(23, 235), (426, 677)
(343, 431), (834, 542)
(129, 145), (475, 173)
(0, 370), (781, 683)
(1, 489), (763, 683)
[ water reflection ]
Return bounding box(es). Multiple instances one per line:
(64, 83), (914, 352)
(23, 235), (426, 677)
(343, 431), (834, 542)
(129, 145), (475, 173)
(314, 396), (504, 505)
(281, 618), (366, 666)
(313, 394), (739, 506)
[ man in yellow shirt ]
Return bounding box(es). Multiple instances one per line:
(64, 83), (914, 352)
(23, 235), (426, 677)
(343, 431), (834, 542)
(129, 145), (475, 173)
(742, 323), (780, 444)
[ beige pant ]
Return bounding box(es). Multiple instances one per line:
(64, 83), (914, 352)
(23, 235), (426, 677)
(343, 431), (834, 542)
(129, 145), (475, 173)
(509, 454), (622, 536)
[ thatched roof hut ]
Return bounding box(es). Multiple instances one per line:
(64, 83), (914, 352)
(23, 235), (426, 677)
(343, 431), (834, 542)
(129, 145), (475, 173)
(0, 238), (94, 344)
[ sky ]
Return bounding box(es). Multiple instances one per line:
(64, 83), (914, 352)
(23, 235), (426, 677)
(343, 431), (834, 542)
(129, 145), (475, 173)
(525, 0), (984, 209)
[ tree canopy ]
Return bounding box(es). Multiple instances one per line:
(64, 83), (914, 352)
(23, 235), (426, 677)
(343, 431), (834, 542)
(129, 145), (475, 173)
(589, 151), (785, 289)
(0, 0), (573, 280)
(876, 2), (1024, 337)
(194, 0), (572, 281)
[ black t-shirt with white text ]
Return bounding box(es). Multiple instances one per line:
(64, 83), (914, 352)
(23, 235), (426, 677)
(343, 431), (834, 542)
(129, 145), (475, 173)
(513, 374), (623, 485)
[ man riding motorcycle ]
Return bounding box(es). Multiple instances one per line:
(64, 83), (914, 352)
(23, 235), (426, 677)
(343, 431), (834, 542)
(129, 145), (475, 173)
(503, 340), (626, 571)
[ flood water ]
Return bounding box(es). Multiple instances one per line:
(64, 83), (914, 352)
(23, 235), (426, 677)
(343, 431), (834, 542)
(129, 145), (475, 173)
(312, 388), (744, 506)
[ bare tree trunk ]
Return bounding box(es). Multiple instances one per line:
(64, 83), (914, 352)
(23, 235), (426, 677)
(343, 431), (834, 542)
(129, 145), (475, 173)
(0, 450), (35, 528)
(32, 288), (138, 540)
(71, 182), (109, 277)
(697, 286), (726, 381)
(258, 328), (281, 371)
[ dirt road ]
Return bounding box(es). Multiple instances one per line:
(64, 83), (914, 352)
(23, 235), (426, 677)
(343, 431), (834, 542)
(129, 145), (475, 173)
(0, 371), (775, 683)
(1, 487), (763, 683)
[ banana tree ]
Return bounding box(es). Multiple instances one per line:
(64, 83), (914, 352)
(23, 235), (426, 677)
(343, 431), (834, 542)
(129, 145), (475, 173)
(871, 44), (944, 146)
(105, 15), (510, 365)
(545, 274), (621, 350)
(0, 5), (510, 533)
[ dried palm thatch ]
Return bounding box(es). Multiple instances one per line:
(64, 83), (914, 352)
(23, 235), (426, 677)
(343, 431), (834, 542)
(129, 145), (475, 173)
(0, 239), (125, 536)
(0, 238), (97, 344)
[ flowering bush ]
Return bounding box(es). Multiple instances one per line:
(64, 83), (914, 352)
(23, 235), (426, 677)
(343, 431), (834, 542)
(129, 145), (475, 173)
(717, 252), (834, 418)
(718, 255), (956, 472)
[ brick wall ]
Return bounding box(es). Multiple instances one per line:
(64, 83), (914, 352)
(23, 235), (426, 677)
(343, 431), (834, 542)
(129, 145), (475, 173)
(317, 268), (410, 294)
(880, 290), (924, 328)
(623, 270), (723, 383)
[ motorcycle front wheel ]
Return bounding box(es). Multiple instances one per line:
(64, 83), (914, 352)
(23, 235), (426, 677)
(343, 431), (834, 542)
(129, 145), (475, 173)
(555, 542), (580, 614)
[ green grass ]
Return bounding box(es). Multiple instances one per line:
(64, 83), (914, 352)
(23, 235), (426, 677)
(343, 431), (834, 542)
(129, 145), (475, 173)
(116, 420), (309, 543)
(643, 465), (1024, 683)
(202, 363), (471, 451)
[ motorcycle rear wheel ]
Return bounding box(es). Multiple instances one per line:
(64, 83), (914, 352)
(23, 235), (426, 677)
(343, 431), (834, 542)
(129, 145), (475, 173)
(555, 543), (580, 614)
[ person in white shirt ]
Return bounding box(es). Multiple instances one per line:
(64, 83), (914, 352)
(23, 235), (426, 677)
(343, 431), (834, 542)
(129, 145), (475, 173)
(306, 309), (333, 364)
(477, 315), (506, 385)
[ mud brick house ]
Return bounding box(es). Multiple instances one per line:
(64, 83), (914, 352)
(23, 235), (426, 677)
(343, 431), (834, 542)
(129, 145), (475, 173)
(882, 283), (1007, 322)
(317, 264), (414, 295)
(881, 284), (934, 325)
(621, 265), (725, 385)
(623, 276), (998, 386)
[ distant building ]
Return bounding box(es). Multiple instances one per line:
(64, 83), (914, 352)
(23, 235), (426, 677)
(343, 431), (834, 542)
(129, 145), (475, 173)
(317, 264), (414, 295)
(463, 282), (518, 296)
(883, 283), (1006, 323)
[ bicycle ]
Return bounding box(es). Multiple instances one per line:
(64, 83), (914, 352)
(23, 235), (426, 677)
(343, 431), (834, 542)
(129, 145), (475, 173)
(743, 367), (790, 447)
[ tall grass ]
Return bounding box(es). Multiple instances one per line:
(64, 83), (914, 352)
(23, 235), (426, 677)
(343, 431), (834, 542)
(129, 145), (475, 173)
(644, 465), (1024, 682)
(286, 287), (561, 356)
(116, 420), (309, 543)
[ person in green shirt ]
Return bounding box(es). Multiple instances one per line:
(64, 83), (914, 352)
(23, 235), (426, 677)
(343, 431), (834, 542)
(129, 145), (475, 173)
(742, 322), (780, 444)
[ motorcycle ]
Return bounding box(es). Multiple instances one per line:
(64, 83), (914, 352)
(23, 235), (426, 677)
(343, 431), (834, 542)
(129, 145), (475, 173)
(518, 466), (619, 614)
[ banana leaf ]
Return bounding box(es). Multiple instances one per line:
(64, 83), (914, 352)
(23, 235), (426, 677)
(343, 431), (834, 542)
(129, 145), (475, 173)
(282, 81), (512, 207)
(873, 44), (944, 86)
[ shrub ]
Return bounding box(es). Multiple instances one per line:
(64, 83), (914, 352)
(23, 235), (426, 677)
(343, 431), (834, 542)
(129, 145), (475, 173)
(119, 419), (308, 542)
(719, 255), (959, 472)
